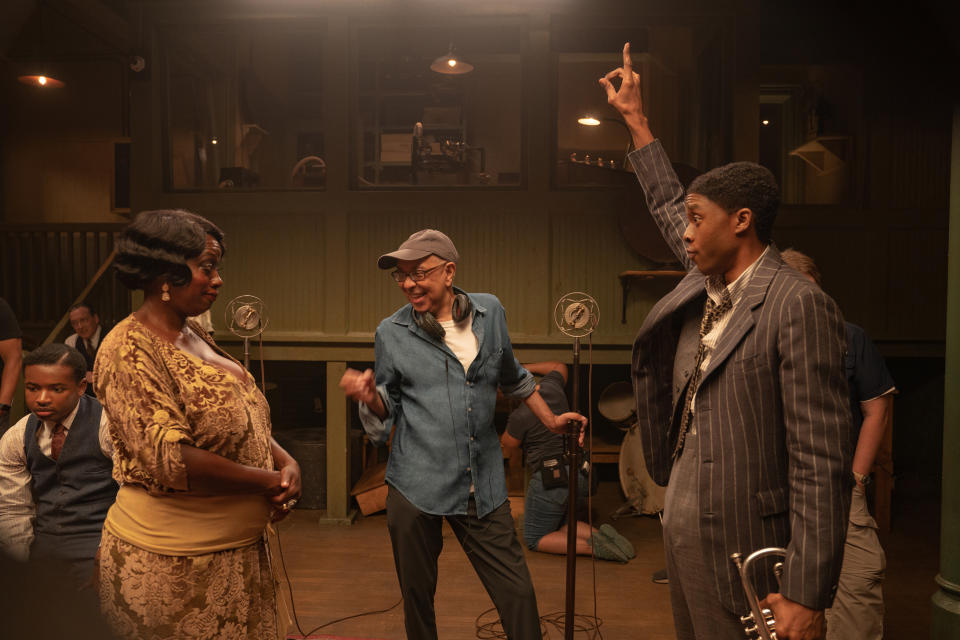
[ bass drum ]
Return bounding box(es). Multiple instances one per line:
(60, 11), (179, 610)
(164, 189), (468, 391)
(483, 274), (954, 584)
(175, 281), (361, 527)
(618, 424), (666, 514)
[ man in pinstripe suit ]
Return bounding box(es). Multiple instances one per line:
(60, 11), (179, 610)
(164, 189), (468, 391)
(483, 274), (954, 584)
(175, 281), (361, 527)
(601, 44), (853, 640)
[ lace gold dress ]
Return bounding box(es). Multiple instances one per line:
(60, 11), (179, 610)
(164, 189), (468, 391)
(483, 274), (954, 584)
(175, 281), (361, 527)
(93, 315), (278, 640)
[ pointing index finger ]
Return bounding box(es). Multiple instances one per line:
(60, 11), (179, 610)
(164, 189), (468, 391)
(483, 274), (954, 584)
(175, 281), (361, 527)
(623, 42), (632, 78)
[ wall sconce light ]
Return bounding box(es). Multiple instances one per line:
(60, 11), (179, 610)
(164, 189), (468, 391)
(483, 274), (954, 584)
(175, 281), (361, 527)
(577, 115), (632, 163)
(430, 44), (474, 75)
(18, 74), (65, 88)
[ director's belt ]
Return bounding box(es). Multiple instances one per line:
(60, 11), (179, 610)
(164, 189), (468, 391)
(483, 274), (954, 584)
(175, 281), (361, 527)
(103, 484), (272, 556)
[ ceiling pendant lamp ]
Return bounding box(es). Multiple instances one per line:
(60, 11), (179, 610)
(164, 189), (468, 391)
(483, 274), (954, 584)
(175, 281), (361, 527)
(430, 44), (474, 75)
(18, 73), (65, 88)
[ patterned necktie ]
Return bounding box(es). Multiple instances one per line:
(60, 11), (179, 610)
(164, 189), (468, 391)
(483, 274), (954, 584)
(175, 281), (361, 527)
(673, 290), (733, 459)
(50, 423), (67, 461)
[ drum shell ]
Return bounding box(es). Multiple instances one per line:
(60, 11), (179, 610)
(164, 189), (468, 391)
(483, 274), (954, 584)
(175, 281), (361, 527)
(618, 425), (666, 514)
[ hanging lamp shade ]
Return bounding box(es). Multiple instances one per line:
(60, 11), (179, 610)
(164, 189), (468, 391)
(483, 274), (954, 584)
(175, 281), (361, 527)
(430, 45), (473, 75)
(18, 74), (65, 88)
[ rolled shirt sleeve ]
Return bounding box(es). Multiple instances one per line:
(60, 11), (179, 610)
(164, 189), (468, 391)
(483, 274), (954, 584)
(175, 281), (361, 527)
(358, 384), (394, 444)
(493, 305), (535, 399)
(0, 418), (35, 561)
(359, 329), (401, 445)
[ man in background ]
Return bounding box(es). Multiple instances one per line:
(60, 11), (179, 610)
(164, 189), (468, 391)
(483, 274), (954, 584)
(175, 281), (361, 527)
(500, 361), (633, 562)
(0, 297), (23, 434)
(65, 303), (106, 393)
(781, 248), (894, 640)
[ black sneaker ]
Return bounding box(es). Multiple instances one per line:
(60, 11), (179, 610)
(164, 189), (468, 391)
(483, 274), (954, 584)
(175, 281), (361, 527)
(652, 568), (669, 584)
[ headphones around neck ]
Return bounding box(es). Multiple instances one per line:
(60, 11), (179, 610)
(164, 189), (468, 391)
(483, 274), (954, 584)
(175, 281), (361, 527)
(414, 293), (472, 340)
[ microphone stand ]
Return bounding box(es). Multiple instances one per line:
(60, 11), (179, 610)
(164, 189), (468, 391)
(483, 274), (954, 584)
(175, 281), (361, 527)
(564, 337), (582, 639)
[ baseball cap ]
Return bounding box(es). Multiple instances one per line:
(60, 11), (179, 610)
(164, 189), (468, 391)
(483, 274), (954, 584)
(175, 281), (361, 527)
(377, 229), (460, 269)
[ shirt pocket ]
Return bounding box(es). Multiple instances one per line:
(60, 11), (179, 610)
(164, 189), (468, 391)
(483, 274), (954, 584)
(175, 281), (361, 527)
(481, 347), (504, 376)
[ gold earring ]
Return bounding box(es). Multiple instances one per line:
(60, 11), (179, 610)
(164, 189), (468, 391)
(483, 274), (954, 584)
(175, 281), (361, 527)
(161, 283), (171, 302)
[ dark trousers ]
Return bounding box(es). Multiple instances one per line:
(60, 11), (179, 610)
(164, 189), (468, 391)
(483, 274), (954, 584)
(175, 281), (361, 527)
(386, 485), (542, 640)
(31, 531), (101, 588)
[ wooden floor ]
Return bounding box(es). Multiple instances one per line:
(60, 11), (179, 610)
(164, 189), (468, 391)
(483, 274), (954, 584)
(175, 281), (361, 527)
(273, 479), (941, 640)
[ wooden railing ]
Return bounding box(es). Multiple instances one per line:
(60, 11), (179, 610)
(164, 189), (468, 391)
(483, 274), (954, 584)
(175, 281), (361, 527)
(0, 224), (129, 349)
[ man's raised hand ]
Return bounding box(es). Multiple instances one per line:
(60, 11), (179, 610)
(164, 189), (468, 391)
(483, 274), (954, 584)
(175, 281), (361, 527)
(599, 42), (654, 149)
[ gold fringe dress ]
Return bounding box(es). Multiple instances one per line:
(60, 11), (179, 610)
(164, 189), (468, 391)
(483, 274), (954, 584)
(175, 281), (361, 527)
(93, 315), (278, 640)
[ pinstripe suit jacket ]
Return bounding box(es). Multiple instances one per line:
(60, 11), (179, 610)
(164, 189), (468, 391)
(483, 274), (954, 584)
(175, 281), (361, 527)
(628, 141), (853, 614)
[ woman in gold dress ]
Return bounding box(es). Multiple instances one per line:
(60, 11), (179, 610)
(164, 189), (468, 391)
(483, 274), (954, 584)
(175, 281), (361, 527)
(94, 209), (301, 639)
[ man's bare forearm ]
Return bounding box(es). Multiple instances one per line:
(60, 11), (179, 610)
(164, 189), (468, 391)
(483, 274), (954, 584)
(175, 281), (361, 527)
(0, 347), (21, 405)
(521, 361), (567, 380)
(852, 395), (893, 478)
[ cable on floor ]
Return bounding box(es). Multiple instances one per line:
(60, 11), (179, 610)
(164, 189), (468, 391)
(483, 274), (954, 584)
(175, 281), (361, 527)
(474, 606), (604, 639)
(275, 525), (403, 639)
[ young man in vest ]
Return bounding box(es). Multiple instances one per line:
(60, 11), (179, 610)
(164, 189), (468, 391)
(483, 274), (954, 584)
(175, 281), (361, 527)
(0, 343), (117, 586)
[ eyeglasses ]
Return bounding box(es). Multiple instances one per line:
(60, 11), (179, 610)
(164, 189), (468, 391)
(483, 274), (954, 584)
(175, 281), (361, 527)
(390, 262), (447, 283)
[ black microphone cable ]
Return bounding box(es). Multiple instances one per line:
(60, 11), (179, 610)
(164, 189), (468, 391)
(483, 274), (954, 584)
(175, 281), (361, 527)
(273, 522), (402, 639)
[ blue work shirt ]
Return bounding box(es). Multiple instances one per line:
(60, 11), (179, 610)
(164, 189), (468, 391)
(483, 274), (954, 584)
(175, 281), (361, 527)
(359, 290), (535, 518)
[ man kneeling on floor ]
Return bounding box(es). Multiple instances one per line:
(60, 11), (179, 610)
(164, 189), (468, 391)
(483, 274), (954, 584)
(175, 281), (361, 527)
(500, 361), (634, 563)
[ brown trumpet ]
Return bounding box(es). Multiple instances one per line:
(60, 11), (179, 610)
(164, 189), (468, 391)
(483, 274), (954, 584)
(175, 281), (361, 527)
(730, 546), (787, 640)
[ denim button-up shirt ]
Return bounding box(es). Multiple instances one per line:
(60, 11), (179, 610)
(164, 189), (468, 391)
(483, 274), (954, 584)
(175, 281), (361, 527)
(359, 291), (535, 518)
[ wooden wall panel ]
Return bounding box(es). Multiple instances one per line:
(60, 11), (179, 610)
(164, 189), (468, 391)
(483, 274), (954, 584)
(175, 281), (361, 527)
(866, 112), (952, 211)
(211, 212), (328, 336)
(883, 227), (948, 340)
(345, 209), (596, 339)
(549, 209), (649, 339)
(775, 224), (889, 337)
(204, 206), (658, 346)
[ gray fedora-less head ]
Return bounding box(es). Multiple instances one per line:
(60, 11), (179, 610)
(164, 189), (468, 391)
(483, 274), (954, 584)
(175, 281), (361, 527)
(377, 229), (460, 269)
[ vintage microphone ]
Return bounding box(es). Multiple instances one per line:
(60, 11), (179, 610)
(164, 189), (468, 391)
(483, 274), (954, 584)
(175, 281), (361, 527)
(224, 294), (269, 390)
(553, 292), (600, 639)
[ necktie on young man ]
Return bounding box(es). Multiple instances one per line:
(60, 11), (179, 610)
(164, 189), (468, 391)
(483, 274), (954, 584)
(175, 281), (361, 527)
(673, 289), (733, 459)
(50, 423), (67, 461)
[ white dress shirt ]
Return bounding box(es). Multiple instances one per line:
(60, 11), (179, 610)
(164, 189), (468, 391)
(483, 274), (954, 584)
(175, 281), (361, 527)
(690, 246), (769, 418)
(64, 325), (103, 352)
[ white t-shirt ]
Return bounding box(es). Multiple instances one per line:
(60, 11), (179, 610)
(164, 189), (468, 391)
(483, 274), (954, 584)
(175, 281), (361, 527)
(440, 316), (478, 375)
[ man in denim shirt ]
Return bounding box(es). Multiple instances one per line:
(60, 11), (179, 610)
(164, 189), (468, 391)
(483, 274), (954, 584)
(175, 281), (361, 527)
(341, 229), (587, 640)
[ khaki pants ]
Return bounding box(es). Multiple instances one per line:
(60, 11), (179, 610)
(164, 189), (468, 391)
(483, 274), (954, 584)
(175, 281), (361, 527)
(825, 485), (885, 640)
